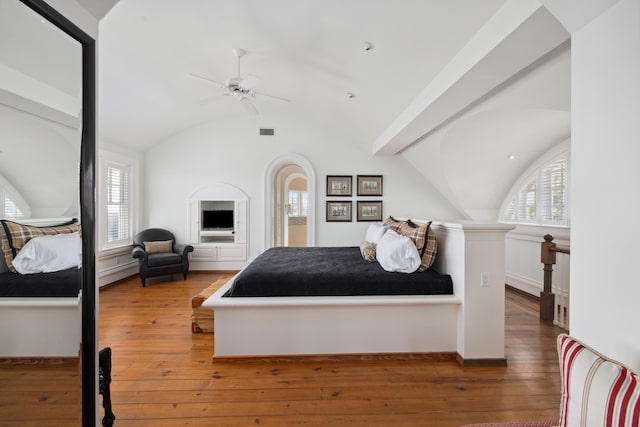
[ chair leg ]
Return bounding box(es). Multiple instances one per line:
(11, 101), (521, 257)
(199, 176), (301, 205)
(141, 277), (146, 287)
(99, 347), (116, 427)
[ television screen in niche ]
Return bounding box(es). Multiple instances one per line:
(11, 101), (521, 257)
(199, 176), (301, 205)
(202, 210), (234, 230)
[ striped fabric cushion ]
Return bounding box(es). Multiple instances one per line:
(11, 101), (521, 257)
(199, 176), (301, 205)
(557, 334), (640, 427)
(460, 422), (558, 427)
(0, 219), (80, 273)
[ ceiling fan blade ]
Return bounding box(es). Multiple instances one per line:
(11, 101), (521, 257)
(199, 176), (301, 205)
(188, 73), (227, 89)
(239, 96), (259, 115)
(239, 74), (261, 90)
(253, 91), (290, 106)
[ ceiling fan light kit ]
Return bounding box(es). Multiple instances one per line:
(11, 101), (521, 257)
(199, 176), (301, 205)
(189, 47), (290, 115)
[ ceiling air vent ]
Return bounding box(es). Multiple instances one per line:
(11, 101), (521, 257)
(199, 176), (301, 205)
(259, 128), (275, 136)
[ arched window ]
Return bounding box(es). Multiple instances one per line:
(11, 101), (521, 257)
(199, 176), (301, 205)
(0, 177), (29, 220)
(501, 147), (569, 226)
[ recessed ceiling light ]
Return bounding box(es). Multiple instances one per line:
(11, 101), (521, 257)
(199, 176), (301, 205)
(347, 92), (356, 99)
(363, 42), (375, 52)
(507, 154), (516, 160)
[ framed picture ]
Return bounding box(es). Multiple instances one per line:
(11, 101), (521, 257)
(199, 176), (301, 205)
(326, 201), (352, 222)
(326, 175), (352, 196)
(357, 201), (383, 222)
(357, 175), (383, 196)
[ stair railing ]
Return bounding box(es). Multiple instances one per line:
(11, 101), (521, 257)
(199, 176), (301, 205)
(540, 234), (570, 325)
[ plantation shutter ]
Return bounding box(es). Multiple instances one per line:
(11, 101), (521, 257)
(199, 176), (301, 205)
(106, 163), (130, 243)
(517, 176), (537, 221)
(541, 159), (567, 223)
(0, 187), (24, 219)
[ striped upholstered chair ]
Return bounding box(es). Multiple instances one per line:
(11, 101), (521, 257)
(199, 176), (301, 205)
(461, 334), (640, 427)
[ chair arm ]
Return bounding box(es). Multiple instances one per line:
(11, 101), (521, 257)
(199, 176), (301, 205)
(174, 243), (194, 256)
(132, 246), (147, 259)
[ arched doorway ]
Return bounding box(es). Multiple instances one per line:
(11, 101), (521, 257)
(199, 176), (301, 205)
(264, 154), (316, 249)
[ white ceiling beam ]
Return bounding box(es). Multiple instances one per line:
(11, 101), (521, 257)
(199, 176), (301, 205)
(372, 0), (570, 156)
(0, 64), (80, 128)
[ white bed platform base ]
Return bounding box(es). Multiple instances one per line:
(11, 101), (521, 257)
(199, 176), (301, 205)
(0, 217), (82, 359)
(0, 294), (81, 358)
(205, 221), (515, 363)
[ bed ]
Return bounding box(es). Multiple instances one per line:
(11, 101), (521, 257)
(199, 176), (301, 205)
(0, 218), (82, 358)
(204, 219), (515, 364)
(226, 246), (453, 297)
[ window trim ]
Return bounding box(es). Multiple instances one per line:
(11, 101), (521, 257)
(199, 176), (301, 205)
(500, 142), (570, 227)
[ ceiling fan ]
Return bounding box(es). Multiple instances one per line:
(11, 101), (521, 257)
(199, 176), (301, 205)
(189, 48), (290, 115)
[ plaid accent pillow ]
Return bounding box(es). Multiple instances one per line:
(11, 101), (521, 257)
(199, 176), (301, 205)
(396, 220), (437, 271)
(1, 219), (80, 273)
(383, 217), (438, 271)
(557, 334), (640, 427)
(383, 216), (403, 232)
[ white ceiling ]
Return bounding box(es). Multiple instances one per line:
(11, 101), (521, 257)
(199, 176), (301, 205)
(96, 0), (577, 220)
(98, 0), (509, 151)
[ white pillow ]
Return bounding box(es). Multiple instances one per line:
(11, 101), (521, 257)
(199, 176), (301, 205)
(12, 232), (81, 274)
(375, 229), (421, 273)
(365, 223), (388, 245)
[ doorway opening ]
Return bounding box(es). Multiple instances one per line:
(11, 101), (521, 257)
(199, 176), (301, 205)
(264, 154), (315, 249)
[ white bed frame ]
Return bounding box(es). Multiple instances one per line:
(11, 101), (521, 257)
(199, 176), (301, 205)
(0, 218), (82, 358)
(0, 295), (81, 358)
(205, 221), (514, 364)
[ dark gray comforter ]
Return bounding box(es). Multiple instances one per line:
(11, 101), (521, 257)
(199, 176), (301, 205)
(0, 268), (81, 297)
(226, 247), (453, 297)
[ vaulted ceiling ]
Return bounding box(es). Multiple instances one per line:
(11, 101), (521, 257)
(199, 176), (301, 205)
(96, 0), (572, 220)
(98, 0), (510, 151)
(1, 0), (574, 221)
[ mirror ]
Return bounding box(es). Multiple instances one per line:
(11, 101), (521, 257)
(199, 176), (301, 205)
(0, 0), (82, 219)
(1, 0), (96, 424)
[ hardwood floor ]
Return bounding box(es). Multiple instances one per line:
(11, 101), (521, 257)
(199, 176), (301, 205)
(0, 272), (566, 426)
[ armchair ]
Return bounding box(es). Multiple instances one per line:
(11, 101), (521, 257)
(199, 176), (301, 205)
(132, 228), (194, 287)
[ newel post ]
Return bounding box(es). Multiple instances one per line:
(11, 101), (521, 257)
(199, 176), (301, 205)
(540, 234), (556, 322)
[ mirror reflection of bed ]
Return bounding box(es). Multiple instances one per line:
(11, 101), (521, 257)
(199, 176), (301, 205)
(0, 0), (83, 359)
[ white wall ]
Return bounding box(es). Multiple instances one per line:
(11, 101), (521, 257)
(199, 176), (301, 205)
(143, 114), (463, 259)
(571, 0), (640, 371)
(0, 103), (80, 218)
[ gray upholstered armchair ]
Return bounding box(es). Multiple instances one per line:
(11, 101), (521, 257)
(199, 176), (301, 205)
(132, 228), (194, 287)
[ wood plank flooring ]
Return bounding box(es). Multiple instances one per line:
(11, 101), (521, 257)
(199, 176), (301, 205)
(0, 272), (566, 426)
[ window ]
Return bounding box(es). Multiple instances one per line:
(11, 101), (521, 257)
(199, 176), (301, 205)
(541, 159), (567, 222)
(0, 179), (28, 220)
(99, 149), (139, 250)
(501, 151), (569, 226)
(1, 191), (24, 219)
(106, 162), (130, 244)
(288, 191), (308, 217)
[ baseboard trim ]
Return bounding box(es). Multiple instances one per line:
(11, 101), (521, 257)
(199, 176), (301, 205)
(456, 354), (508, 367)
(506, 284), (540, 302)
(212, 352), (458, 363)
